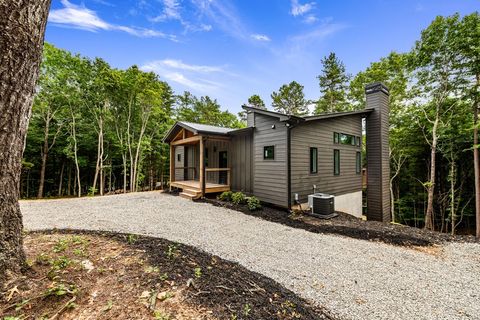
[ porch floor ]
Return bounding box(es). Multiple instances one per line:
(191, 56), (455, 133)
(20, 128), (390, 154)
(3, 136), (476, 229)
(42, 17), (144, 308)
(170, 180), (230, 193)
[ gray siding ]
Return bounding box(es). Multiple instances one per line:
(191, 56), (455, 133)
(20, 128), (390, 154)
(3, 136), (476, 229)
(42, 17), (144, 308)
(230, 131), (253, 193)
(247, 111), (255, 127)
(365, 84), (391, 222)
(174, 146), (185, 181)
(290, 115), (363, 203)
(253, 113), (288, 207)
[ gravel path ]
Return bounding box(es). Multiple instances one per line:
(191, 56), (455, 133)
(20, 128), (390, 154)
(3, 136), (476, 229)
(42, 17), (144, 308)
(21, 192), (480, 320)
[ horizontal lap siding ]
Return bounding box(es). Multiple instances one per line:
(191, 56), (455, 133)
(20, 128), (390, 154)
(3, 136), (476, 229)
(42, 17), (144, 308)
(253, 113), (288, 207)
(291, 116), (363, 203)
(231, 132), (253, 193)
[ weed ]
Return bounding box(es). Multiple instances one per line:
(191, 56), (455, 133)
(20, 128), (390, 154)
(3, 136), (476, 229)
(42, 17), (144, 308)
(144, 266), (160, 274)
(73, 248), (86, 257)
(243, 303), (252, 317)
(50, 256), (72, 270)
(157, 291), (174, 302)
(103, 300), (113, 312)
(159, 273), (169, 281)
(44, 283), (78, 297)
(70, 235), (86, 245)
(153, 310), (171, 320)
(246, 196), (262, 211)
(35, 253), (50, 266)
(194, 267), (202, 278)
(231, 192), (246, 205)
(165, 244), (179, 259)
(127, 234), (138, 244)
(53, 239), (69, 253)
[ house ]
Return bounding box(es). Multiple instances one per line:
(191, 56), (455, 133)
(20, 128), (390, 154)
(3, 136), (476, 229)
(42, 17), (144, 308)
(163, 83), (390, 222)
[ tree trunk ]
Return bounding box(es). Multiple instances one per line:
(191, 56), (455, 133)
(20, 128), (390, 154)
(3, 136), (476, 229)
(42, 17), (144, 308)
(57, 160), (64, 197)
(70, 110), (81, 197)
(92, 115), (103, 195)
(475, 74), (480, 238)
(0, 0), (51, 284)
(37, 116), (50, 198)
(425, 114), (439, 230)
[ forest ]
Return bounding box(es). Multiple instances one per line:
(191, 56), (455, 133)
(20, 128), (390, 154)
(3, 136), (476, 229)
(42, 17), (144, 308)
(22, 12), (479, 235)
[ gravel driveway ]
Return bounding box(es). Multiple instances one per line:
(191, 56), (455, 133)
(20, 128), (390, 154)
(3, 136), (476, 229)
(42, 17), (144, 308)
(21, 192), (480, 320)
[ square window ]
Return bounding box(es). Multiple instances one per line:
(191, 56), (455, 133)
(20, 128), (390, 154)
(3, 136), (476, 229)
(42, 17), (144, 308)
(310, 147), (318, 174)
(264, 146), (275, 160)
(334, 149), (340, 175)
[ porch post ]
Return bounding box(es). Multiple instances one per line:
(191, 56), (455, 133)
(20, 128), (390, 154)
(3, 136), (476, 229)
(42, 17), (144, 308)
(169, 144), (174, 191)
(199, 137), (206, 197)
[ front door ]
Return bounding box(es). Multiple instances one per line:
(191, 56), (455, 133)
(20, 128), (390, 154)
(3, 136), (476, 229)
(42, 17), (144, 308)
(218, 151), (228, 185)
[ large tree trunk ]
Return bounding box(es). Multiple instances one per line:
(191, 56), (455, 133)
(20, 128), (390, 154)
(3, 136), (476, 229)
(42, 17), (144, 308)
(475, 74), (480, 238)
(425, 114), (439, 230)
(0, 0), (51, 284)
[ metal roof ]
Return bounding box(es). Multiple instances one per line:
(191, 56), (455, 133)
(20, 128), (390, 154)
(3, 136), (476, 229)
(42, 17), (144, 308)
(162, 121), (238, 143)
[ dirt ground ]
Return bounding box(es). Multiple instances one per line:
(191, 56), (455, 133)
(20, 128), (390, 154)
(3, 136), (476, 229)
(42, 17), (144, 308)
(1, 230), (330, 320)
(204, 197), (478, 247)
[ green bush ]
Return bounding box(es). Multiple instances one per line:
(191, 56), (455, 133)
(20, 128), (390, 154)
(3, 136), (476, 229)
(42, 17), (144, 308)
(218, 191), (233, 201)
(231, 192), (246, 205)
(247, 196), (262, 211)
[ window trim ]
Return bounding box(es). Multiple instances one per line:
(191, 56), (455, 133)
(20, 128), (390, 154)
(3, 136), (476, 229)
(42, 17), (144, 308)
(309, 147), (318, 174)
(334, 149), (340, 176)
(263, 145), (275, 160)
(356, 151), (361, 174)
(333, 132), (339, 144)
(177, 154), (181, 162)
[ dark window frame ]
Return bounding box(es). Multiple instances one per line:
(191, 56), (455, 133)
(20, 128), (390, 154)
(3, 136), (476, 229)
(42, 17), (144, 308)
(334, 149), (340, 175)
(309, 147), (318, 174)
(177, 154), (181, 162)
(334, 132), (339, 144)
(356, 136), (361, 147)
(356, 151), (361, 174)
(264, 145), (275, 160)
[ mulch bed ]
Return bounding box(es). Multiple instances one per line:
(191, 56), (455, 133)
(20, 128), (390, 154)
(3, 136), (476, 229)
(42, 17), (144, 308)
(1, 230), (333, 320)
(202, 197), (478, 247)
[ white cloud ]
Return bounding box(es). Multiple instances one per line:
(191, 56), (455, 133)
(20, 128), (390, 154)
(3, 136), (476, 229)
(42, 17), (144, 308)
(150, 0), (182, 22)
(251, 34), (271, 42)
(141, 59), (227, 93)
(291, 0), (315, 17)
(49, 0), (175, 39)
(303, 15), (318, 24)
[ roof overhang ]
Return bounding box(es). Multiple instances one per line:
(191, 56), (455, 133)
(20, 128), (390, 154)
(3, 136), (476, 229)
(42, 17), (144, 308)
(303, 109), (374, 121)
(242, 105), (305, 125)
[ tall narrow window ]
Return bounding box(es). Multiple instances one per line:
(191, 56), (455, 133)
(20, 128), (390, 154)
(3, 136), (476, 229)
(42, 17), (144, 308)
(264, 146), (275, 160)
(356, 152), (361, 174)
(310, 147), (318, 173)
(334, 149), (340, 175)
(334, 132), (339, 144)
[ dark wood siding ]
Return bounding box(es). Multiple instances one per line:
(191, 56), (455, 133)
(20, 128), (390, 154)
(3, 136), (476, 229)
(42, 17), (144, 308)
(230, 131), (253, 193)
(290, 115), (363, 203)
(253, 113), (288, 207)
(365, 85), (391, 222)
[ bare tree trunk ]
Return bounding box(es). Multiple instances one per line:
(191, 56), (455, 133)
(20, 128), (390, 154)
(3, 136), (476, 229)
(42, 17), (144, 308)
(450, 155), (457, 235)
(122, 153), (127, 193)
(475, 74), (480, 238)
(425, 114), (439, 230)
(58, 160), (64, 197)
(70, 109), (81, 197)
(92, 115), (104, 195)
(37, 116), (50, 198)
(0, 0), (51, 284)
(67, 163), (72, 196)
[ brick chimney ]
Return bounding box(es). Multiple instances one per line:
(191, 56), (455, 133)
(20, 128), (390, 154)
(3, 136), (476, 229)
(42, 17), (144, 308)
(365, 83), (391, 222)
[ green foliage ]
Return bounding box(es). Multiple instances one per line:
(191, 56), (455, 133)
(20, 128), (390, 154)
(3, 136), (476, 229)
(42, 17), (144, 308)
(246, 196), (262, 211)
(316, 52), (351, 113)
(165, 244), (179, 259)
(271, 81), (309, 115)
(194, 267), (202, 278)
(218, 191), (233, 201)
(231, 192), (246, 205)
(127, 234), (138, 244)
(247, 94), (266, 109)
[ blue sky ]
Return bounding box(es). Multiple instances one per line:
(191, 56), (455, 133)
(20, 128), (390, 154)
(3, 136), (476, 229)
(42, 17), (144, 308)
(46, 0), (478, 114)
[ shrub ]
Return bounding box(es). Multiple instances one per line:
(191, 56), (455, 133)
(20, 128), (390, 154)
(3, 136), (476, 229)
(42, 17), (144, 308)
(246, 196), (262, 211)
(231, 192), (246, 205)
(218, 191), (233, 201)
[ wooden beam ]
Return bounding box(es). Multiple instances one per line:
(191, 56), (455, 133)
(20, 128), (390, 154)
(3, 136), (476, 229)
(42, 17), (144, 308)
(199, 138), (205, 197)
(172, 128), (184, 142)
(171, 135), (201, 146)
(169, 144), (175, 191)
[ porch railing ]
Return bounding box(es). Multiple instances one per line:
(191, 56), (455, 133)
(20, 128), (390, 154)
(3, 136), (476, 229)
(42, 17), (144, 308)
(206, 168), (231, 187)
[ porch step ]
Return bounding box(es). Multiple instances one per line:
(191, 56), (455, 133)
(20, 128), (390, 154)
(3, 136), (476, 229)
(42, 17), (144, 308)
(180, 188), (201, 200)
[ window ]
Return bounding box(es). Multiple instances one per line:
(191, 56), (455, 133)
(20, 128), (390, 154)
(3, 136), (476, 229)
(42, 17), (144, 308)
(310, 147), (318, 174)
(356, 136), (361, 147)
(177, 154), (181, 162)
(335, 132), (361, 147)
(334, 149), (340, 175)
(205, 148), (209, 166)
(356, 152), (361, 174)
(264, 146), (274, 160)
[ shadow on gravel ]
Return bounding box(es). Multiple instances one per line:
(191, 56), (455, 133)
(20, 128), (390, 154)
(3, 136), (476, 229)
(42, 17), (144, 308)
(200, 197), (478, 248)
(33, 229), (336, 320)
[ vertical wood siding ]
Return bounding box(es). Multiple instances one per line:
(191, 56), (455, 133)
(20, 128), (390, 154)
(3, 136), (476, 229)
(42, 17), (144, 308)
(290, 115), (363, 203)
(231, 131), (253, 193)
